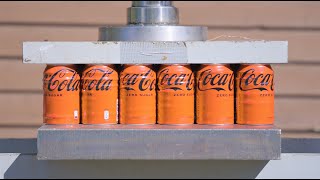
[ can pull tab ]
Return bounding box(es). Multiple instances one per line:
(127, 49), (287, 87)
(128, 1), (179, 25)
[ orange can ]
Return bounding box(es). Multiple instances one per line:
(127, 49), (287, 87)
(157, 64), (195, 124)
(43, 65), (80, 124)
(236, 64), (274, 125)
(196, 64), (234, 125)
(81, 65), (118, 124)
(120, 64), (156, 124)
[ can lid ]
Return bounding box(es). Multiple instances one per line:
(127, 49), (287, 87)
(46, 64), (78, 69)
(123, 64), (153, 69)
(84, 64), (116, 69)
(159, 64), (192, 69)
(240, 63), (270, 65)
(200, 63), (230, 66)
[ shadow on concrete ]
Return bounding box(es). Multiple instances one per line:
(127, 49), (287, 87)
(4, 154), (269, 179)
(282, 138), (320, 153)
(0, 139), (37, 154)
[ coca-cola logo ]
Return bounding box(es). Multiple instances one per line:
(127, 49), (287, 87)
(158, 68), (194, 91)
(45, 68), (80, 91)
(121, 70), (155, 91)
(239, 68), (274, 91)
(197, 69), (234, 92)
(82, 68), (114, 91)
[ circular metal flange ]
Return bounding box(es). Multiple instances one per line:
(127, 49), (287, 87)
(99, 25), (208, 41)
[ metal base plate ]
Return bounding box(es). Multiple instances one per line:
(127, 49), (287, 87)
(37, 124), (281, 160)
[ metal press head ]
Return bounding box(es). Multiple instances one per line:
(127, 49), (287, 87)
(128, 1), (179, 25)
(99, 1), (208, 41)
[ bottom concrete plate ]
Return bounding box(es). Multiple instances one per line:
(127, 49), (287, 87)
(37, 124), (281, 160)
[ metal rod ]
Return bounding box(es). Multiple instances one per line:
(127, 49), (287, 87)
(128, 1), (178, 25)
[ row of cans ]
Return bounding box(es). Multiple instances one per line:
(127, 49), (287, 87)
(43, 64), (274, 125)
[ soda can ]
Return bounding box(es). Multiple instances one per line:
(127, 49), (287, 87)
(157, 64), (195, 125)
(120, 64), (156, 124)
(236, 64), (274, 125)
(196, 64), (234, 125)
(43, 65), (80, 124)
(81, 65), (119, 124)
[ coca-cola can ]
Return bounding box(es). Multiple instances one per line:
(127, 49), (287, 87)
(157, 64), (195, 125)
(196, 64), (234, 125)
(236, 64), (274, 125)
(81, 65), (119, 124)
(43, 65), (80, 124)
(119, 64), (156, 124)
